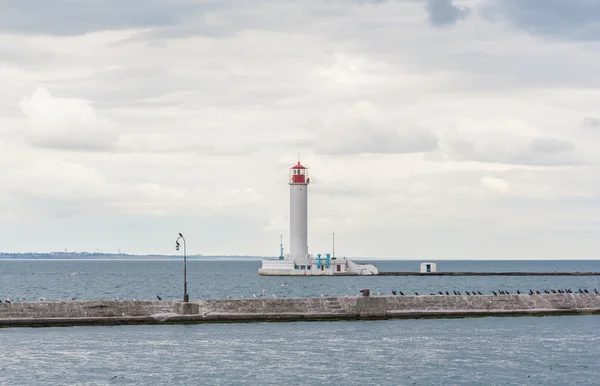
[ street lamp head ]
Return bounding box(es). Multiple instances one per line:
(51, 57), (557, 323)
(175, 240), (180, 251)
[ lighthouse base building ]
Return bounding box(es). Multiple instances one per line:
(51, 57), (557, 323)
(259, 161), (379, 276)
(259, 255), (379, 276)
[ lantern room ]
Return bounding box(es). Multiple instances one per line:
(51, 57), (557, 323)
(290, 162), (310, 184)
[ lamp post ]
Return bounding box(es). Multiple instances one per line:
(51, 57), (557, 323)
(175, 233), (189, 302)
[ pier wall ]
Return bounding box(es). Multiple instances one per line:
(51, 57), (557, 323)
(1, 293), (599, 327)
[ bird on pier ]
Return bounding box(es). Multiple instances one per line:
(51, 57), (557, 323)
(517, 290), (521, 294)
(492, 291), (498, 296)
(391, 289), (397, 295)
(579, 289), (584, 293)
(544, 290), (550, 294)
(465, 291), (470, 295)
(478, 291), (482, 295)
(438, 291), (443, 295)
(506, 290), (510, 295)
(414, 292), (419, 296)
(536, 290), (541, 294)
(594, 289), (599, 295)
(0, 299), (2, 303)
(453, 290), (457, 295)
(584, 289), (589, 294)
(551, 290), (557, 294)
(446, 291), (450, 295)
(5, 299), (10, 304)
(157, 295), (162, 300)
(529, 289), (534, 295)
(399, 291), (404, 296)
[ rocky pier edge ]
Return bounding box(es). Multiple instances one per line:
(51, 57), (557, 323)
(1, 293), (600, 328)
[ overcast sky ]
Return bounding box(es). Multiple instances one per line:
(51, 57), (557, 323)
(1, 0), (599, 259)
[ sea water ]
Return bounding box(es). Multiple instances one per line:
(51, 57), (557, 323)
(1, 260), (600, 385)
(1, 317), (599, 385)
(0, 259), (599, 301)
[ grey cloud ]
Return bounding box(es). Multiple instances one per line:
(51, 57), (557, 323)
(114, 140), (258, 156)
(425, 0), (471, 26)
(133, 1), (321, 41)
(529, 138), (575, 154)
(314, 126), (439, 155)
(0, 47), (54, 66)
(488, 0), (600, 40)
(394, 49), (600, 91)
(28, 131), (118, 152)
(582, 117), (600, 129)
(129, 0), (402, 42)
(47, 66), (316, 110)
(0, 0), (213, 36)
(442, 136), (579, 166)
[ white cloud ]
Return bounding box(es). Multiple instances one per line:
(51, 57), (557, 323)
(481, 176), (510, 194)
(19, 88), (118, 150)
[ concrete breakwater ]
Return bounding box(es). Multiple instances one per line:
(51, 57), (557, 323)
(1, 293), (600, 328)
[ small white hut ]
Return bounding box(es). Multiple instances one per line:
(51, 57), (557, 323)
(420, 262), (437, 273)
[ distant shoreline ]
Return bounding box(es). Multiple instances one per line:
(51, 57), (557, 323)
(0, 254), (599, 261)
(0, 253), (262, 260)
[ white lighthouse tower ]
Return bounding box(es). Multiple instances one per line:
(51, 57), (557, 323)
(258, 160), (379, 276)
(289, 161), (310, 259)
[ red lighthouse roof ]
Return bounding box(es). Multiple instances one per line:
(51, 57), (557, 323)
(291, 161), (306, 169)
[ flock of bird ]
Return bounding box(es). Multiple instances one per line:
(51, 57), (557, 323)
(1, 288), (599, 304)
(390, 288), (600, 296)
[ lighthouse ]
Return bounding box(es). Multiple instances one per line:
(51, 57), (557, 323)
(289, 161), (310, 259)
(258, 160), (379, 275)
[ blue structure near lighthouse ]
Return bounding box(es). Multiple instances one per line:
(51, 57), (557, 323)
(316, 254), (331, 269)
